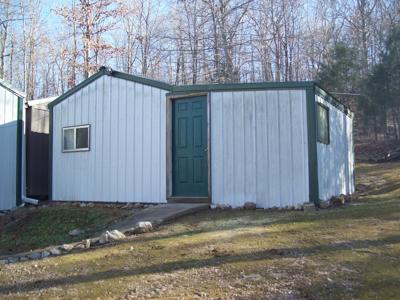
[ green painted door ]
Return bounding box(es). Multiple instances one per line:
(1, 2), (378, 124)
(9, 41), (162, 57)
(172, 96), (208, 197)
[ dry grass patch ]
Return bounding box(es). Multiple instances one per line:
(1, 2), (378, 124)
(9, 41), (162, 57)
(0, 162), (399, 299)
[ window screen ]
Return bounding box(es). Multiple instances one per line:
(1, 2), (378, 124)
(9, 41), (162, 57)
(63, 128), (75, 151)
(62, 125), (90, 152)
(317, 103), (329, 144)
(76, 127), (89, 149)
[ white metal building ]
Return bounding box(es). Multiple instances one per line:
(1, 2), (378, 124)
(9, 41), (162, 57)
(0, 79), (25, 210)
(49, 67), (354, 208)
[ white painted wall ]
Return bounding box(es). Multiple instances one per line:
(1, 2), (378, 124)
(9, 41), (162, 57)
(0, 86), (19, 210)
(52, 75), (168, 203)
(210, 90), (309, 208)
(317, 95), (354, 200)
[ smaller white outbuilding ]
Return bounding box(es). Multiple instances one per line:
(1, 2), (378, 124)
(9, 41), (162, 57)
(48, 67), (354, 208)
(0, 79), (25, 210)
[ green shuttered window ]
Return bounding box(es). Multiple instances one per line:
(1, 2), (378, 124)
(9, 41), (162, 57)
(62, 125), (90, 152)
(317, 103), (330, 144)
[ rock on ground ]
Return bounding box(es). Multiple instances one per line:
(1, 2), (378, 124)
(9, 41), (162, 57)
(68, 228), (84, 236)
(133, 221), (153, 234)
(243, 202), (256, 210)
(50, 248), (62, 255)
(28, 252), (41, 260)
(303, 203), (316, 211)
(99, 230), (126, 244)
(61, 244), (74, 252)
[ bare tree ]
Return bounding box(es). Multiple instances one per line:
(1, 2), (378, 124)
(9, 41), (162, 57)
(56, 0), (122, 78)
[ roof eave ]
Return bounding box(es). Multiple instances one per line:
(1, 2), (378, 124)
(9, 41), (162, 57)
(170, 81), (315, 94)
(48, 67), (174, 109)
(0, 79), (25, 98)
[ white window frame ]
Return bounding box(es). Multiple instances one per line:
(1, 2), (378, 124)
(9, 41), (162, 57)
(62, 124), (90, 153)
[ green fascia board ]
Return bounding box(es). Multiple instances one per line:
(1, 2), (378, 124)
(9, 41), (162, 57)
(16, 96), (23, 206)
(170, 81), (315, 94)
(47, 66), (349, 119)
(0, 78), (25, 98)
(111, 70), (173, 91)
(48, 67), (173, 109)
(48, 69), (107, 109)
(314, 84), (353, 118)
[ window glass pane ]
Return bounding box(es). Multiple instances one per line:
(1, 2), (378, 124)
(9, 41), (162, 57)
(63, 128), (75, 151)
(76, 127), (89, 149)
(317, 104), (329, 144)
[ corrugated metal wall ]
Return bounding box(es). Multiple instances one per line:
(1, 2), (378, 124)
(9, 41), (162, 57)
(317, 95), (354, 200)
(210, 90), (309, 208)
(0, 87), (18, 210)
(52, 75), (168, 203)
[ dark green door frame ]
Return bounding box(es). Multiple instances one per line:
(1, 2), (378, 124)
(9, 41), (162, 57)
(166, 93), (211, 203)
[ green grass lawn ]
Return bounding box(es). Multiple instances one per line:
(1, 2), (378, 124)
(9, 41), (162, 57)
(0, 206), (130, 255)
(0, 162), (399, 299)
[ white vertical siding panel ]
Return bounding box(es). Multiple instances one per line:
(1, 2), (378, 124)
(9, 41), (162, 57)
(4, 90), (13, 123)
(0, 87), (19, 210)
(267, 91), (281, 207)
(291, 90), (307, 206)
(255, 91), (268, 208)
(151, 88), (158, 201)
(244, 92), (257, 203)
(117, 79), (127, 201)
(134, 83), (144, 200)
(210, 93), (223, 203)
(94, 78), (103, 201)
(142, 85), (152, 201)
(87, 81), (96, 201)
(223, 92), (235, 205)
(103, 77), (112, 201)
(80, 86), (89, 201)
(76, 91), (83, 200)
(52, 76), (168, 203)
(125, 81), (135, 201)
(0, 89), (4, 124)
(109, 77), (119, 201)
(211, 89), (309, 208)
(347, 115), (355, 194)
(67, 97), (75, 200)
(233, 92), (245, 205)
(278, 91), (293, 206)
(160, 90), (167, 202)
(317, 95), (355, 200)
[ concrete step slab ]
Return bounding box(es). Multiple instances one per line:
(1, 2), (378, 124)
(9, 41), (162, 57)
(110, 203), (209, 233)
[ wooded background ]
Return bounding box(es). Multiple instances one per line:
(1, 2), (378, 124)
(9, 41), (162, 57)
(1, 0), (399, 141)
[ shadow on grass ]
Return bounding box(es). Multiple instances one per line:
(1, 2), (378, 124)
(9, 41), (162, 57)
(1, 234), (399, 295)
(367, 182), (400, 196)
(299, 253), (400, 299)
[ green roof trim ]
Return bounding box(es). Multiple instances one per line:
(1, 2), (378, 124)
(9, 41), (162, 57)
(170, 81), (315, 94)
(0, 78), (25, 98)
(48, 68), (107, 109)
(48, 67), (173, 109)
(47, 67), (351, 117)
(314, 84), (353, 118)
(111, 69), (173, 91)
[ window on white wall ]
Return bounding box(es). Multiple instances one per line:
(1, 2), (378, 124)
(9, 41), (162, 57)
(62, 125), (90, 152)
(317, 103), (330, 144)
